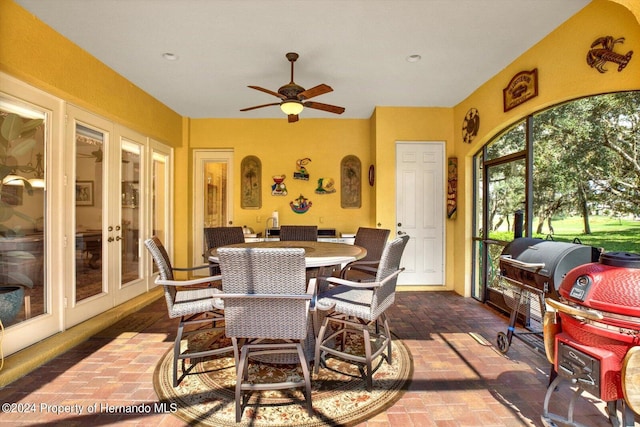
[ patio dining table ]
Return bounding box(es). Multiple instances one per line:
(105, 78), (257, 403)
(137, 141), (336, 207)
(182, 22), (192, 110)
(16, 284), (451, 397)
(208, 240), (367, 363)
(207, 240), (367, 269)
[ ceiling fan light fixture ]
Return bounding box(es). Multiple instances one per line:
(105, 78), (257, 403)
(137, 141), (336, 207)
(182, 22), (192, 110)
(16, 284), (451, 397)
(280, 100), (303, 116)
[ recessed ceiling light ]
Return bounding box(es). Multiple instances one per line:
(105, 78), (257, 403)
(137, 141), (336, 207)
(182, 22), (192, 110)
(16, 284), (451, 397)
(406, 54), (421, 63)
(162, 52), (179, 61)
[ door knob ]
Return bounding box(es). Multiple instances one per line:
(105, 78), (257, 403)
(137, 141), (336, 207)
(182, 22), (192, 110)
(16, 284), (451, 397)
(107, 237), (114, 242)
(397, 223), (402, 227)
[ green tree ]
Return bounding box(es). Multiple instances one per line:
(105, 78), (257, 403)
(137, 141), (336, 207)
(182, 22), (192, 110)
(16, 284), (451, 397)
(532, 91), (639, 234)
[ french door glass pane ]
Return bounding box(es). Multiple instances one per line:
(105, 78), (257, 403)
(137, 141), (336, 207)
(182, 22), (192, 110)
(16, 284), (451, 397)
(151, 152), (168, 273)
(204, 161), (227, 228)
(0, 102), (47, 326)
(75, 124), (104, 301)
(121, 140), (140, 285)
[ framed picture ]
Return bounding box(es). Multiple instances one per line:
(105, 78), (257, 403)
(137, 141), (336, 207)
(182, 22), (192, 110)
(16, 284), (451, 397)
(76, 181), (94, 206)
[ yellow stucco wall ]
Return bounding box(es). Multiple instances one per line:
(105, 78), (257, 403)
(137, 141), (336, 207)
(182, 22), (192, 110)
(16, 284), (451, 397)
(184, 118), (372, 261)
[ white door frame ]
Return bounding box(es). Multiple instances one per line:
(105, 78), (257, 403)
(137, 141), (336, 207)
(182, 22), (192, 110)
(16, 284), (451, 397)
(193, 149), (234, 272)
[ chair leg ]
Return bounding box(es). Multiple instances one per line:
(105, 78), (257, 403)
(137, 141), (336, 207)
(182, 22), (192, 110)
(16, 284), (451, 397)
(296, 343), (313, 417)
(363, 326), (373, 391)
(314, 317), (329, 374)
(236, 346), (250, 423)
(231, 337), (240, 367)
(173, 318), (186, 387)
(381, 313), (393, 364)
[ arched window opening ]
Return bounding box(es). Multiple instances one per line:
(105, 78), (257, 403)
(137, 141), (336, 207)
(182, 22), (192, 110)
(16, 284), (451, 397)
(471, 91), (640, 309)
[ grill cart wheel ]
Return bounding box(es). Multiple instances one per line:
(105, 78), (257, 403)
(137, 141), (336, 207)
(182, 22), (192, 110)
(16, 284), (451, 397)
(496, 332), (510, 354)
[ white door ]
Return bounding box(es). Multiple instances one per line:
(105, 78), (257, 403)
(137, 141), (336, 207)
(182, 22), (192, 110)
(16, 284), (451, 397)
(396, 142), (445, 285)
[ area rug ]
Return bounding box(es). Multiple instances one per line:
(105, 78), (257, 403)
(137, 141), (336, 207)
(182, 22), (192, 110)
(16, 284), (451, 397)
(153, 330), (413, 426)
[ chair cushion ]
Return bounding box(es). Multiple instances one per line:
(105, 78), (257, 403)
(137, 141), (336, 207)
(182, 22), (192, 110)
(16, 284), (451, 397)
(169, 287), (223, 318)
(316, 286), (376, 320)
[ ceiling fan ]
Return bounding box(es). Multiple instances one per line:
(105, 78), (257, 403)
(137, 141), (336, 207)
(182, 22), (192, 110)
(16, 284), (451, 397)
(240, 52), (345, 123)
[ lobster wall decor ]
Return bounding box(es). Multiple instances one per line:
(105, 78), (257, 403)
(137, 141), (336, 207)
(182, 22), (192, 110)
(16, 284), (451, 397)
(586, 36), (633, 73)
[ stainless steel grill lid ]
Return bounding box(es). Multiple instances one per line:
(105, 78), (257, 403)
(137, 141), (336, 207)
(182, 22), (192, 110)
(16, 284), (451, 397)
(500, 238), (600, 292)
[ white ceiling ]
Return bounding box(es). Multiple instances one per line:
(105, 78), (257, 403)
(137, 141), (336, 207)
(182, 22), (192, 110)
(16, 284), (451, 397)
(15, 0), (589, 119)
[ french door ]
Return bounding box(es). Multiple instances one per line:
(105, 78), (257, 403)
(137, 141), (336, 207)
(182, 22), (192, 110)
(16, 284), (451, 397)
(65, 106), (148, 327)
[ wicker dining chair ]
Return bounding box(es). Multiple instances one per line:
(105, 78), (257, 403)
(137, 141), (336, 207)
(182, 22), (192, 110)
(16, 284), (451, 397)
(279, 225), (318, 241)
(144, 236), (235, 387)
(314, 235), (409, 391)
(216, 247), (314, 422)
(334, 227), (390, 281)
(203, 226), (245, 275)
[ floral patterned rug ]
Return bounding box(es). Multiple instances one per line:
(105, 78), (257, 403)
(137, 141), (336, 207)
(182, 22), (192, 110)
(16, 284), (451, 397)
(153, 330), (413, 426)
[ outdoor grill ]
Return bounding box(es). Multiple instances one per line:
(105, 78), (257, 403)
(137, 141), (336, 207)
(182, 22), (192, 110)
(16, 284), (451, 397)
(543, 251), (640, 427)
(496, 238), (600, 354)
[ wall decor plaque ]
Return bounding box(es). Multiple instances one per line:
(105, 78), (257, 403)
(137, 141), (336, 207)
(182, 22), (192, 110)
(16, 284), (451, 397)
(341, 155), (361, 209)
(503, 68), (538, 112)
(240, 155), (261, 209)
(462, 108), (480, 144)
(315, 177), (336, 194)
(293, 157), (311, 180)
(290, 193), (312, 214)
(447, 157), (458, 219)
(271, 174), (288, 196)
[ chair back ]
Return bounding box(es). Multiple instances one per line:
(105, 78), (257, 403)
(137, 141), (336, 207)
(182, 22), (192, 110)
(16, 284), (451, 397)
(204, 226), (245, 250)
(279, 225), (317, 241)
(144, 236), (177, 310)
(353, 227), (390, 262)
(371, 235), (410, 317)
(217, 247), (309, 340)
(204, 227), (246, 274)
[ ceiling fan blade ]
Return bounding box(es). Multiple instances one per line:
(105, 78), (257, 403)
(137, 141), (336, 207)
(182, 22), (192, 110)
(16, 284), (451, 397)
(288, 114), (299, 123)
(297, 84), (333, 100)
(303, 101), (345, 114)
(240, 102), (281, 112)
(248, 85), (286, 99)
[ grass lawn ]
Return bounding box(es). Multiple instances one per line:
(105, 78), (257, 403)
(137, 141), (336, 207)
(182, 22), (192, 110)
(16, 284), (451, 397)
(532, 216), (640, 253)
